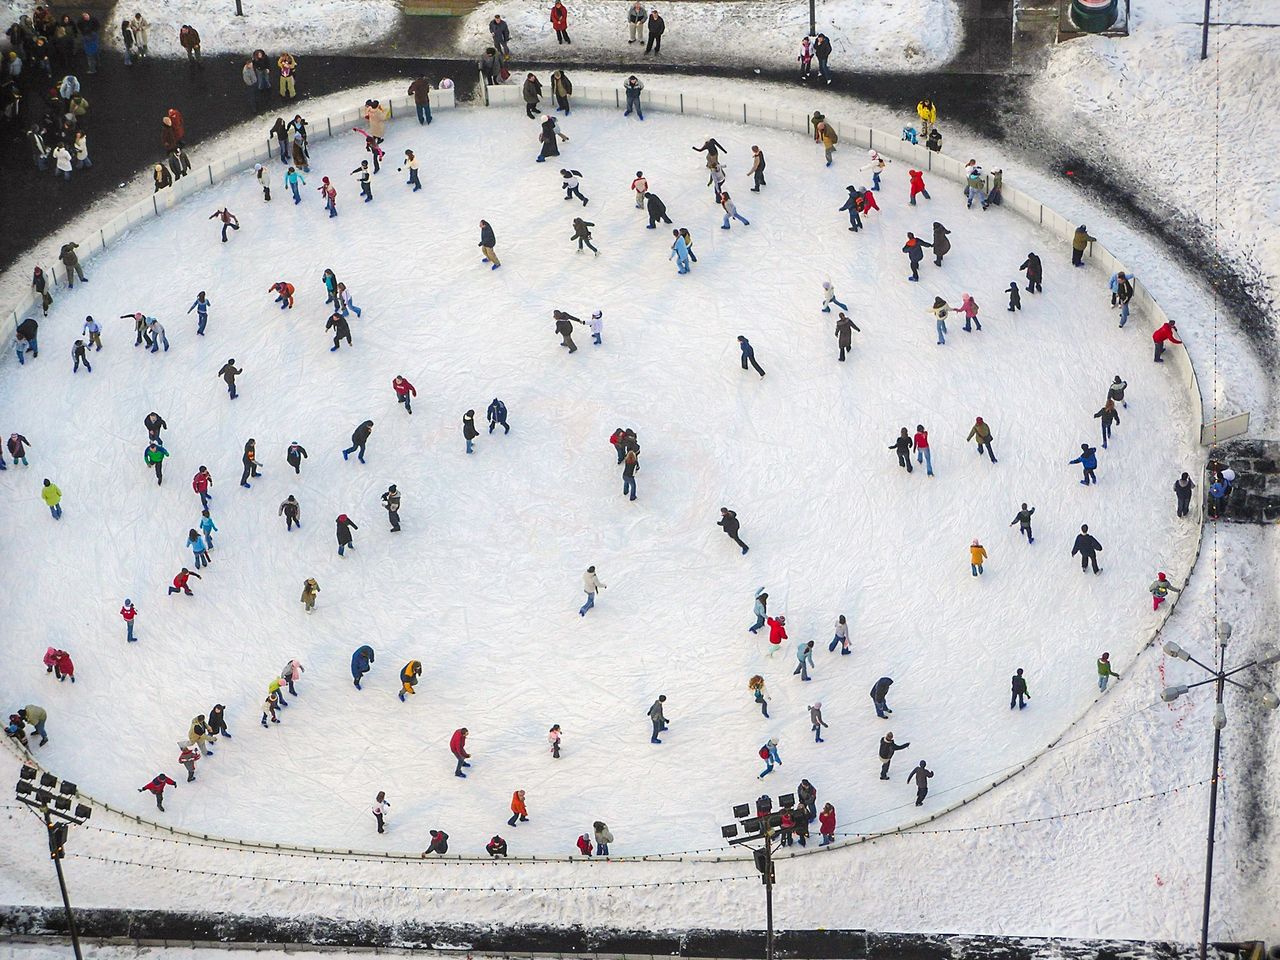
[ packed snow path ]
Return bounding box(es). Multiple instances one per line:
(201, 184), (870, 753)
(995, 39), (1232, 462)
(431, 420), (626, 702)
(0, 104), (1200, 856)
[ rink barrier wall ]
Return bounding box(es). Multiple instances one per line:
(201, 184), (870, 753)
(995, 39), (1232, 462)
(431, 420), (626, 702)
(1, 81), (1208, 866)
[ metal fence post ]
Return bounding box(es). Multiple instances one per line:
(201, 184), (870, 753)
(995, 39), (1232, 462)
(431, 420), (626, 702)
(679, 93), (683, 114)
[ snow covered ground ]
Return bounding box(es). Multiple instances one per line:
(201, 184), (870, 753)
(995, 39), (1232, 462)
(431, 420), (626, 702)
(93, 0), (401, 57)
(28, 0), (965, 67)
(455, 0), (962, 72)
(1029, 0), (1280, 329)
(0, 96), (1203, 868)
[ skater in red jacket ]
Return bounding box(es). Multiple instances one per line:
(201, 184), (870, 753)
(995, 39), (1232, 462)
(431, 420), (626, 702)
(392, 375), (417, 415)
(908, 169), (930, 205)
(169, 567), (202, 596)
(450, 727), (471, 778)
(138, 774), (177, 811)
(818, 803), (836, 845)
(576, 833), (593, 856)
(1152, 321), (1183, 363)
(766, 615), (787, 655)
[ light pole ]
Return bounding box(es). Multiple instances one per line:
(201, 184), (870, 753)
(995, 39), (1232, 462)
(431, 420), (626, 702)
(15, 765), (92, 960)
(1160, 622), (1280, 960)
(808, 0), (815, 38)
(721, 793), (790, 960)
(1200, 0), (1210, 60)
(234, 0), (244, 16)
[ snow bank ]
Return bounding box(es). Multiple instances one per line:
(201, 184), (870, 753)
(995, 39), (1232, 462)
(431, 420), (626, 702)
(1029, 0), (1280, 325)
(96, 0), (400, 56)
(457, 0), (963, 72)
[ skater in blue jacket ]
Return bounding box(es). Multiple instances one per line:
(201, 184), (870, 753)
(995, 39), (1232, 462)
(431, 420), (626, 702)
(1069, 443), (1099, 485)
(351, 645), (375, 689)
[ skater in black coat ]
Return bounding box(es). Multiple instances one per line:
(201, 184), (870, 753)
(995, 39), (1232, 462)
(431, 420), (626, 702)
(1019, 252), (1043, 293)
(1006, 282), (1022, 312)
(1010, 668), (1030, 709)
(870, 676), (893, 717)
(931, 222), (951, 266)
(424, 829), (449, 855)
(1174, 472), (1195, 517)
(286, 442), (308, 474)
(463, 410), (479, 453)
(279, 495), (301, 530)
(554, 310), (582, 352)
(879, 733), (909, 779)
(325, 312), (352, 351)
(644, 192), (672, 229)
(835, 312), (860, 361)
(240, 438), (260, 487)
(207, 704), (231, 738)
(336, 514), (358, 556)
(343, 421), (374, 463)
(144, 411), (167, 441)
(902, 232), (932, 281)
(217, 359), (242, 398)
(718, 507), (749, 554)
(889, 428), (914, 471)
(1071, 524), (1102, 574)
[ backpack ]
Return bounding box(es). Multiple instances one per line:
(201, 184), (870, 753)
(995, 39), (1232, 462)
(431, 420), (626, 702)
(827, 128), (838, 144)
(758, 746), (770, 759)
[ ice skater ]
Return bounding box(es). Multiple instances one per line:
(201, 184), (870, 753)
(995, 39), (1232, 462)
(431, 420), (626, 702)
(908, 760), (933, 805)
(1150, 572), (1181, 610)
(301, 578), (320, 612)
(645, 191), (672, 228)
(966, 417), (997, 463)
(284, 165), (306, 203)
(669, 230), (690, 274)
(838, 185), (865, 231)
(929, 297), (949, 345)
(737, 336), (765, 378)
(350, 161), (373, 202)
(487, 397), (510, 434)
(907, 168), (930, 205)
(1010, 503), (1035, 543)
(969, 539), (987, 577)
(336, 514), (358, 556)
(187, 291), (211, 334)
(1072, 524), (1103, 574)
(589, 310), (603, 345)
(120, 599), (139, 642)
(749, 675), (769, 717)
(343, 420), (374, 462)
(720, 192), (749, 229)
(287, 442), (308, 474)
(382, 484), (401, 532)
(757, 738), (781, 778)
(835, 312), (860, 361)
(829, 615), (850, 654)
(1011, 669), (1030, 709)
(401, 150), (421, 191)
(718, 507), (749, 554)
(351, 645), (374, 686)
(479, 220), (501, 269)
(889, 428), (914, 472)
(1019, 252), (1043, 293)
(554, 310), (582, 352)
(269, 281), (295, 309)
(821, 281), (847, 313)
(168, 567), (202, 596)
(902, 232), (931, 281)
(957, 293), (981, 332)
(279, 494), (301, 530)
(570, 217), (598, 255)
(794, 641), (816, 681)
(217, 359), (242, 398)
(240, 438), (261, 487)
(1094, 398), (1120, 448)
(879, 733), (909, 779)
(208, 207), (239, 242)
(463, 410), (479, 453)
(71, 339), (91, 373)
(326, 311), (353, 351)
(561, 168), (589, 205)
(580, 565), (605, 616)
(1069, 443), (1099, 485)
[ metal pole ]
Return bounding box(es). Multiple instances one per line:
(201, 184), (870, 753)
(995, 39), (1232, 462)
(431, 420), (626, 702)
(763, 821), (775, 960)
(808, 0), (815, 37)
(235, 0), (244, 15)
(1199, 660), (1225, 960)
(1200, 0), (1210, 59)
(44, 809), (83, 960)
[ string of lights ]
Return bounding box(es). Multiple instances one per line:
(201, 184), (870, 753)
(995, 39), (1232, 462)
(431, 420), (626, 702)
(69, 854), (759, 893)
(833, 777), (1208, 838)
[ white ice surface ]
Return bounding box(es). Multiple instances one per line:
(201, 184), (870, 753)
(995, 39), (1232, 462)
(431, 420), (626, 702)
(456, 0), (962, 72)
(0, 102), (1201, 863)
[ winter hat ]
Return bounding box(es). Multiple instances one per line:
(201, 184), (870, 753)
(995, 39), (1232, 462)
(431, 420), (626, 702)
(591, 310), (602, 319)
(971, 539), (980, 546)
(767, 738), (778, 746)
(812, 701), (822, 709)
(337, 513), (349, 522)
(124, 598), (132, 605)
(975, 417), (984, 424)
(869, 149), (880, 160)
(823, 281), (834, 290)
(1157, 572), (1167, 581)
(322, 176), (331, 183)
(254, 163), (263, 173)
